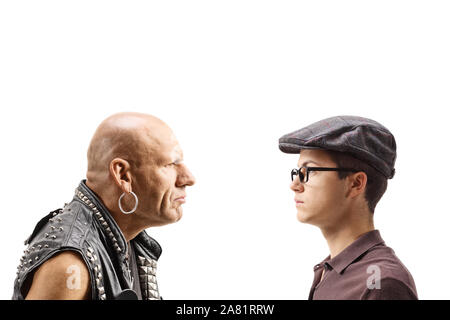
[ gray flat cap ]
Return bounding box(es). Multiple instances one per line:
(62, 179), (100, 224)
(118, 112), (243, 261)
(279, 115), (396, 179)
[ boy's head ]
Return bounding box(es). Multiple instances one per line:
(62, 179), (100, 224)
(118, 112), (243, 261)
(279, 115), (396, 228)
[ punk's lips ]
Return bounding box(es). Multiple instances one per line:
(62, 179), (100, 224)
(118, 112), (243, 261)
(295, 199), (304, 204)
(174, 195), (186, 201)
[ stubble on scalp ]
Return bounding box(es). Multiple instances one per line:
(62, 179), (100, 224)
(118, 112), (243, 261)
(86, 112), (172, 178)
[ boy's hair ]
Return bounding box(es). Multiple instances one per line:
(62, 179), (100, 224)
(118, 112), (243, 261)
(327, 150), (388, 213)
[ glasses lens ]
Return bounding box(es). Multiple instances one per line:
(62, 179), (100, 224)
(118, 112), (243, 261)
(291, 169), (297, 181)
(291, 168), (306, 182)
(299, 167), (307, 183)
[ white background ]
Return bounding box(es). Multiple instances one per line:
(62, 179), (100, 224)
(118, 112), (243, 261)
(1, 1), (449, 300)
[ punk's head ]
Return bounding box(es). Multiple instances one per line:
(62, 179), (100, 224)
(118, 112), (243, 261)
(86, 112), (196, 227)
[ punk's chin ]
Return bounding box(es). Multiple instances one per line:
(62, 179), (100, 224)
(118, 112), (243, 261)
(170, 207), (183, 222)
(174, 210), (183, 222)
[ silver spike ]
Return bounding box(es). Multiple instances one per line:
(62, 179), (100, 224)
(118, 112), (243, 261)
(145, 259), (153, 267)
(44, 233), (49, 238)
(51, 235), (56, 240)
(139, 266), (148, 274)
(98, 287), (105, 295)
(100, 293), (106, 300)
(138, 256), (146, 266)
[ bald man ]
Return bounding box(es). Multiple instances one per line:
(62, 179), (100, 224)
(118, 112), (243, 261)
(12, 112), (195, 300)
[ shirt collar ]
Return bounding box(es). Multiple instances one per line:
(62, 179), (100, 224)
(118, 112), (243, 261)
(76, 180), (162, 260)
(75, 179), (128, 256)
(320, 230), (385, 274)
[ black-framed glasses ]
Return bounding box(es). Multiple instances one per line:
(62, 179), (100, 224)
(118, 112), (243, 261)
(291, 166), (360, 183)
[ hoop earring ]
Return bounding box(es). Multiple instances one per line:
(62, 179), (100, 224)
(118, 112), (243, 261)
(118, 191), (138, 215)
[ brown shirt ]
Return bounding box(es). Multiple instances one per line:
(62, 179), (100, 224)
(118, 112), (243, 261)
(309, 230), (418, 300)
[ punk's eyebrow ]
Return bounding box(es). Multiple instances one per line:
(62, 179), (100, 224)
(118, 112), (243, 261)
(173, 158), (184, 164)
(298, 160), (320, 167)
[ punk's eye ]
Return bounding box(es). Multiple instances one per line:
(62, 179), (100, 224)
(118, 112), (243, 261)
(168, 161), (181, 167)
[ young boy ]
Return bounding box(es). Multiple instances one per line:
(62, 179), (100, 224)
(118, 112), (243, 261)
(279, 115), (417, 300)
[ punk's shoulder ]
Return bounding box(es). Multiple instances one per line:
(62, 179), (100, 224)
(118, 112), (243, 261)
(27, 200), (96, 247)
(16, 200), (98, 282)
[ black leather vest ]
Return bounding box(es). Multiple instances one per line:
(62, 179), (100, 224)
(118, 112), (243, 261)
(12, 180), (162, 300)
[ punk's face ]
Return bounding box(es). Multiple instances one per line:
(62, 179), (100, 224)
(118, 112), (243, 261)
(133, 130), (196, 226)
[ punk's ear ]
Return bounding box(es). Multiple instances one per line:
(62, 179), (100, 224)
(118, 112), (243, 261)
(347, 171), (367, 198)
(109, 158), (132, 194)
